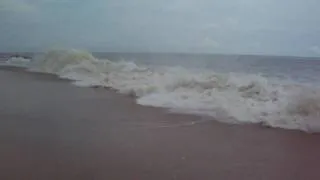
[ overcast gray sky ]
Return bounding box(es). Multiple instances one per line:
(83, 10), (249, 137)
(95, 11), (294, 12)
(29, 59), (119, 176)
(1, 0), (320, 56)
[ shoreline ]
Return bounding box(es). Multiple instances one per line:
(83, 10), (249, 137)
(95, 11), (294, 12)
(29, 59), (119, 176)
(1, 67), (320, 179)
(0, 65), (312, 133)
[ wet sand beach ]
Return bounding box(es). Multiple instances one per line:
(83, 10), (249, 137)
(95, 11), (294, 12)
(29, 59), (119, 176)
(1, 67), (320, 180)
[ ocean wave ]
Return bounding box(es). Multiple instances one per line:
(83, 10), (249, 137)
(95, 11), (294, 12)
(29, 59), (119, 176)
(5, 56), (31, 67)
(6, 49), (320, 132)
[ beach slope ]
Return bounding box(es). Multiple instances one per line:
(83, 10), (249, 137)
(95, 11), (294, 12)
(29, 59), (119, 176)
(1, 67), (320, 180)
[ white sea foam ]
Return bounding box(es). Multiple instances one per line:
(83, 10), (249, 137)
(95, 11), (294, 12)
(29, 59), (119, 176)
(5, 57), (31, 67)
(6, 49), (320, 132)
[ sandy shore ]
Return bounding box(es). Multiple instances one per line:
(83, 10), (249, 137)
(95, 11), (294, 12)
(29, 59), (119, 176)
(1, 67), (320, 180)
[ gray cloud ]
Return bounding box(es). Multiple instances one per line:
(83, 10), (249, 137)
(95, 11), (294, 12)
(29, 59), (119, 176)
(1, 0), (320, 56)
(0, 0), (35, 13)
(310, 46), (320, 55)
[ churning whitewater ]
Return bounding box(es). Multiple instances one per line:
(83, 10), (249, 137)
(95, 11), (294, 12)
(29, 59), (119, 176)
(5, 49), (320, 132)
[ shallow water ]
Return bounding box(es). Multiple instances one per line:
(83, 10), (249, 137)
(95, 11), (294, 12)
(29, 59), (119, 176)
(3, 50), (320, 132)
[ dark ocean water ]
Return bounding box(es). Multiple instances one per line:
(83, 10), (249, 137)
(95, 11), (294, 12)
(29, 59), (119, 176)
(94, 53), (320, 84)
(2, 52), (320, 84)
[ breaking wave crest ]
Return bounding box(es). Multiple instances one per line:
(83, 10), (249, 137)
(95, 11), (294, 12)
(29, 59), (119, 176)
(6, 49), (320, 132)
(5, 56), (31, 66)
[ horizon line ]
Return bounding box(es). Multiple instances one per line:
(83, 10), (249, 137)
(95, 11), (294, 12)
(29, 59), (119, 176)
(1, 51), (320, 59)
